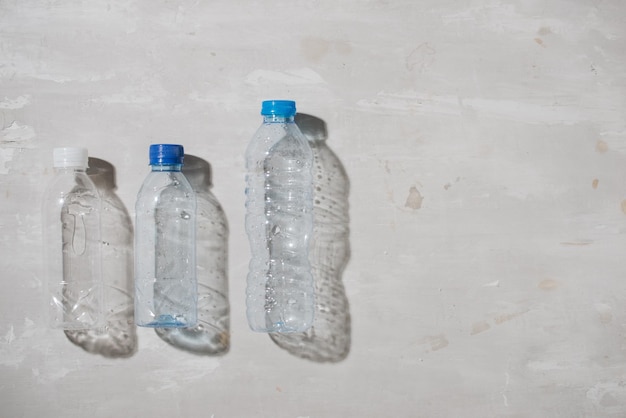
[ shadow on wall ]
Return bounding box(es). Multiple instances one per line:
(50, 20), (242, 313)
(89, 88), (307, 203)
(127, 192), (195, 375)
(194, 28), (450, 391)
(64, 158), (137, 358)
(155, 155), (231, 356)
(270, 113), (352, 363)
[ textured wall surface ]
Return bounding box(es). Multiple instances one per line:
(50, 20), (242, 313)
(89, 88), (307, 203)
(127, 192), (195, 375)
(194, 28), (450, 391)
(1, 1), (626, 417)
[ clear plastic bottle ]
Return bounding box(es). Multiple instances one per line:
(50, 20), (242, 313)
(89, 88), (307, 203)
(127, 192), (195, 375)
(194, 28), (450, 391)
(156, 155), (229, 354)
(270, 114), (351, 362)
(245, 100), (315, 333)
(64, 159), (137, 357)
(42, 147), (103, 330)
(135, 144), (197, 328)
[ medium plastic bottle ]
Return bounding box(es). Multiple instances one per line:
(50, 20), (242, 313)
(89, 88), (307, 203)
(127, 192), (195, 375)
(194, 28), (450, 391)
(42, 147), (103, 330)
(245, 100), (315, 333)
(156, 155), (229, 354)
(135, 144), (197, 328)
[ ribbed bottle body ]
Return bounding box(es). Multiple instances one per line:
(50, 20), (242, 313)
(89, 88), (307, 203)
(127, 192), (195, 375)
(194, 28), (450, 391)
(245, 115), (315, 333)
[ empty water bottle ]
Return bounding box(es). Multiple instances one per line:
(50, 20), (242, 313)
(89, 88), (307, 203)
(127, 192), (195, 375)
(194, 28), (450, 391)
(42, 147), (103, 330)
(270, 114), (351, 362)
(245, 100), (315, 333)
(155, 155), (230, 354)
(64, 159), (137, 357)
(135, 144), (197, 328)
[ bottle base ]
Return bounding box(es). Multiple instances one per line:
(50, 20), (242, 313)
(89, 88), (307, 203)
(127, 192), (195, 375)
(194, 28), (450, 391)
(138, 314), (196, 328)
(249, 320), (312, 334)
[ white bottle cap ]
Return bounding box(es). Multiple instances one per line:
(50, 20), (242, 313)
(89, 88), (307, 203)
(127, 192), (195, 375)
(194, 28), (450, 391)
(53, 147), (88, 168)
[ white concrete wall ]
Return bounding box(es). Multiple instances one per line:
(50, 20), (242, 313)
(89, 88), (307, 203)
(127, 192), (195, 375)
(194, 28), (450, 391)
(2, 1), (626, 416)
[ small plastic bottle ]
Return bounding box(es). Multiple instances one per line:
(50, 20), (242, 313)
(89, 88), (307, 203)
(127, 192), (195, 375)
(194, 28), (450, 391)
(64, 159), (137, 357)
(135, 144), (197, 328)
(245, 100), (315, 333)
(42, 147), (103, 330)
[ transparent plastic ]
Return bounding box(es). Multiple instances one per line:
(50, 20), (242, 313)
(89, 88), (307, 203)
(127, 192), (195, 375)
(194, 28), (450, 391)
(270, 114), (351, 361)
(245, 104), (315, 333)
(156, 156), (229, 354)
(64, 159), (137, 357)
(135, 156), (197, 328)
(42, 151), (103, 330)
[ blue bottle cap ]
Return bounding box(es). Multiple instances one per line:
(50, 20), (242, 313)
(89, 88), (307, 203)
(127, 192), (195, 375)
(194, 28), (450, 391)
(149, 144), (184, 165)
(261, 100), (296, 117)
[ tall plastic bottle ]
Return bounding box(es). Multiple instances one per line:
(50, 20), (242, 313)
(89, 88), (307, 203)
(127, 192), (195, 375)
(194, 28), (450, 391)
(156, 155), (230, 354)
(245, 100), (315, 333)
(270, 114), (351, 362)
(135, 144), (197, 328)
(42, 147), (103, 330)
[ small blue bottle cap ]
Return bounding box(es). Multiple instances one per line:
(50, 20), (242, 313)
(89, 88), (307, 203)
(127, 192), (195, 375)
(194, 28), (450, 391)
(149, 144), (184, 165)
(261, 100), (296, 117)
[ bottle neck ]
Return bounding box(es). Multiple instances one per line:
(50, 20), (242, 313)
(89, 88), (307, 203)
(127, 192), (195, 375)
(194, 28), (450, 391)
(151, 164), (182, 172)
(263, 115), (295, 123)
(54, 166), (87, 174)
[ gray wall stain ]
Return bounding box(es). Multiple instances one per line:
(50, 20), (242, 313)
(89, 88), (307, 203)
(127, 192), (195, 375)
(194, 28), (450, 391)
(405, 186), (423, 210)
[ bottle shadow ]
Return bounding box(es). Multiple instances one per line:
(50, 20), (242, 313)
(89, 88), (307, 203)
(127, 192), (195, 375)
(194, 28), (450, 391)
(64, 157), (137, 358)
(269, 113), (352, 363)
(154, 154), (231, 356)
